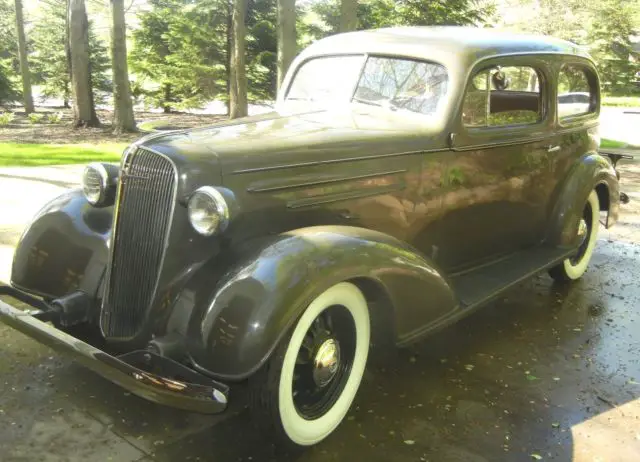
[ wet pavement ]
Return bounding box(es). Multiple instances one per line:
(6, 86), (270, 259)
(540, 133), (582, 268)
(1, 238), (639, 461)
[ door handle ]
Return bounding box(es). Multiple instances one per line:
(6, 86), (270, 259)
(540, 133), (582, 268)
(547, 145), (561, 153)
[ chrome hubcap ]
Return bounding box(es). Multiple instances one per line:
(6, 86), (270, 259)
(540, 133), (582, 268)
(313, 338), (341, 388)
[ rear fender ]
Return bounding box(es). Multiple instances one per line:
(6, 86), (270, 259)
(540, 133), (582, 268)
(546, 152), (619, 247)
(176, 226), (457, 381)
(11, 190), (112, 301)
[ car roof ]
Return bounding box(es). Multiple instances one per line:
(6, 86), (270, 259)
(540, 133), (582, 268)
(300, 26), (592, 68)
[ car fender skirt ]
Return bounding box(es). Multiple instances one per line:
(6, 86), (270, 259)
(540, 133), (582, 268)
(545, 152), (619, 247)
(184, 226), (457, 381)
(11, 189), (112, 300)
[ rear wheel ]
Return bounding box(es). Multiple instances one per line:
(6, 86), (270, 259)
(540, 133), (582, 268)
(549, 190), (600, 282)
(249, 282), (370, 448)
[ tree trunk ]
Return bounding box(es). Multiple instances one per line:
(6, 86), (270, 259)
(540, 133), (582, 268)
(229, 0), (248, 119)
(68, 0), (100, 128)
(109, 0), (136, 133)
(162, 83), (172, 113)
(14, 0), (34, 114)
(277, 0), (296, 93)
(339, 0), (358, 33)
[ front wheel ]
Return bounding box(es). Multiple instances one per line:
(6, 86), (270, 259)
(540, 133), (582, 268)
(249, 282), (370, 448)
(549, 190), (600, 282)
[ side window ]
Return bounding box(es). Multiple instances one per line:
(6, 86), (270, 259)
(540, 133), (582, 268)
(462, 65), (543, 128)
(558, 65), (595, 120)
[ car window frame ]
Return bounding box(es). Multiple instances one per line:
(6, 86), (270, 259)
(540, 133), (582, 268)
(556, 60), (600, 128)
(460, 60), (548, 132)
(450, 54), (553, 151)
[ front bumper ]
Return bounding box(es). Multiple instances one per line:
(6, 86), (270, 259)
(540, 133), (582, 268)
(0, 286), (229, 414)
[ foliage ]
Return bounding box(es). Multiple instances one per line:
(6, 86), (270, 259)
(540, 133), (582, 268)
(27, 113), (44, 124)
(0, 142), (127, 166)
(30, 0), (111, 106)
(0, 59), (19, 105)
(494, 0), (640, 95)
(0, 0), (18, 69)
(0, 111), (15, 125)
(47, 111), (64, 124)
(130, 0), (280, 111)
(587, 0), (639, 94)
(306, 0), (495, 38)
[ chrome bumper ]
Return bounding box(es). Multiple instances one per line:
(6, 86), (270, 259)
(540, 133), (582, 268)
(0, 286), (228, 414)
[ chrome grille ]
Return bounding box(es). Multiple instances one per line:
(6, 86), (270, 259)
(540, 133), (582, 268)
(101, 148), (177, 339)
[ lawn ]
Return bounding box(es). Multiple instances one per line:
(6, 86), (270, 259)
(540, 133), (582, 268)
(0, 142), (128, 167)
(601, 138), (640, 150)
(602, 95), (640, 108)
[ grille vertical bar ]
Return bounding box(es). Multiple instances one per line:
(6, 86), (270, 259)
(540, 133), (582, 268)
(100, 148), (177, 339)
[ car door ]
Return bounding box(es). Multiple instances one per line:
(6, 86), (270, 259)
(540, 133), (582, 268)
(433, 56), (557, 273)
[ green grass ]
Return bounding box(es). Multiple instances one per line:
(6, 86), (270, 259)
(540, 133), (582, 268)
(0, 142), (127, 167)
(602, 95), (640, 108)
(601, 138), (640, 150)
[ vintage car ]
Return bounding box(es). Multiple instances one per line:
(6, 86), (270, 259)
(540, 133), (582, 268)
(0, 27), (624, 447)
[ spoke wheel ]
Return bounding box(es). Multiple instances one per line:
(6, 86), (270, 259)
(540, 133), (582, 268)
(249, 282), (370, 448)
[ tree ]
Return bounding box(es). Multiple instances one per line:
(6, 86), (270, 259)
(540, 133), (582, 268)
(14, 0), (34, 113)
(68, 0), (100, 127)
(230, 0), (248, 118)
(0, 60), (19, 106)
(310, 0), (494, 36)
(30, 0), (110, 108)
(109, 0), (135, 133)
(339, 0), (358, 32)
(277, 0), (296, 92)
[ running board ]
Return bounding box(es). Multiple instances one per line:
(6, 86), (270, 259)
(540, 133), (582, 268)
(450, 246), (574, 309)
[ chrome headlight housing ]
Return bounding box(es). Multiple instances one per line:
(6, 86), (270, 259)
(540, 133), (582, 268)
(187, 186), (230, 236)
(82, 162), (119, 207)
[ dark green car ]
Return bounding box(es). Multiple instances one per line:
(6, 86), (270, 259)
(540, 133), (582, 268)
(0, 26), (623, 447)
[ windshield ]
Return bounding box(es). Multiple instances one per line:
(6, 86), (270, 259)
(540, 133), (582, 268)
(284, 55), (449, 117)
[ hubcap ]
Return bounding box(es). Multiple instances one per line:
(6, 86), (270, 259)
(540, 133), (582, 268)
(292, 305), (357, 420)
(313, 339), (341, 387)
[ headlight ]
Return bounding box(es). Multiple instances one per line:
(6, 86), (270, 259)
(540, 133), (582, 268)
(82, 162), (118, 207)
(187, 186), (229, 236)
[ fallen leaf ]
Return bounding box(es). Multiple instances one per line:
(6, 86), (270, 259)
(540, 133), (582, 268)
(531, 454), (543, 460)
(552, 423), (560, 428)
(404, 440), (415, 445)
(526, 375), (538, 381)
(464, 364), (475, 371)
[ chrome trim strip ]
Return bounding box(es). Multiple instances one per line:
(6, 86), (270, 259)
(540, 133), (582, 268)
(231, 149), (448, 175)
(247, 169), (408, 193)
(286, 183), (406, 209)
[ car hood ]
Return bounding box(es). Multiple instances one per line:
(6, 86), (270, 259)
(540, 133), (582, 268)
(140, 106), (444, 178)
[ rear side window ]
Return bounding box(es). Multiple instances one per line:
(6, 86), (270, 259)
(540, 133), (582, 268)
(558, 65), (596, 120)
(462, 65), (543, 128)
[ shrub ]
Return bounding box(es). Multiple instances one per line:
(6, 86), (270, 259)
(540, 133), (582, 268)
(47, 112), (63, 124)
(0, 111), (15, 126)
(27, 113), (44, 124)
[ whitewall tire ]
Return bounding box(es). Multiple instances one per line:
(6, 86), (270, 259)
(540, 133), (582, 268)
(250, 282), (370, 447)
(549, 190), (600, 282)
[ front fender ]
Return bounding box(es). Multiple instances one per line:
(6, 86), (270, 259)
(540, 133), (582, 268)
(179, 226), (457, 381)
(11, 189), (112, 300)
(546, 152), (619, 247)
